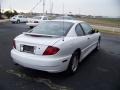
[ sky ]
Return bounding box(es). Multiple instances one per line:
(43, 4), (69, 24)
(1, 0), (120, 17)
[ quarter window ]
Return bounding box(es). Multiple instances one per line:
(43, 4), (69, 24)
(75, 24), (84, 36)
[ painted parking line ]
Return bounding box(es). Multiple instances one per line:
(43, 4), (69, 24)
(6, 69), (72, 90)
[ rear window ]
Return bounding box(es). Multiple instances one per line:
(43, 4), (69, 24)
(33, 16), (42, 19)
(29, 21), (74, 36)
(18, 16), (23, 18)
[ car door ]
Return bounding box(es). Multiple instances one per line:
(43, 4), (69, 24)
(74, 23), (90, 61)
(43, 17), (48, 20)
(18, 16), (23, 22)
(22, 16), (27, 22)
(80, 22), (98, 53)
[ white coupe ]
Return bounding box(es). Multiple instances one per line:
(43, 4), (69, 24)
(11, 20), (101, 74)
(26, 16), (48, 28)
(10, 15), (28, 23)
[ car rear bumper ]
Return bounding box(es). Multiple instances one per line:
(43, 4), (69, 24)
(11, 49), (71, 73)
(10, 19), (17, 22)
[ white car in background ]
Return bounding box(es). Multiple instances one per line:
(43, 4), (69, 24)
(11, 20), (101, 74)
(26, 16), (48, 28)
(10, 15), (28, 23)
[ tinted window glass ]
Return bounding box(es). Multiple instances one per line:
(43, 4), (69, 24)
(75, 24), (84, 36)
(18, 16), (22, 18)
(33, 16), (42, 19)
(43, 17), (47, 20)
(81, 23), (92, 34)
(30, 21), (74, 36)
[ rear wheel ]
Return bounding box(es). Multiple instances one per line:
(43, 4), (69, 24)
(11, 22), (15, 24)
(67, 51), (80, 74)
(17, 20), (20, 24)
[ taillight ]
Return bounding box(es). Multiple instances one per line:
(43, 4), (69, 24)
(43, 46), (60, 55)
(13, 40), (16, 49)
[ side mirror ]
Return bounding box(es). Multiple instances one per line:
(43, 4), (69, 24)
(96, 29), (99, 33)
(89, 29), (95, 34)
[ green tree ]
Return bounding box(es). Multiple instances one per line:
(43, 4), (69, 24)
(4, 10), (18, 18)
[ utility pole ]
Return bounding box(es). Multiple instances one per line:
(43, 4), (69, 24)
(43, 0), (45, 15)
(50, 0), (53, 15)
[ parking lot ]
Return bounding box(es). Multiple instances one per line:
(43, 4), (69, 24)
(0, 22), (120, 90)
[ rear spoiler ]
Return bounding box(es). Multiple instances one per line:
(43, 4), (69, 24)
(23, 32), (61, 38)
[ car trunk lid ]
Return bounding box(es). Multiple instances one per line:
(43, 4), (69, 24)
(14, 33), (62, 55)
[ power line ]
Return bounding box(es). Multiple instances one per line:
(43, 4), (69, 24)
(43, 0), (45, 14)
(30, 0), (45, 15)
(30, 0), (42, 13)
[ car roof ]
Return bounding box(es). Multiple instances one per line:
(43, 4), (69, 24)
(34, 16), (47, 17)
(48, 20), (84, 24)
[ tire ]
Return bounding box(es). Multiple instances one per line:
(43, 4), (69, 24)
(95, 38), (101, 50)
(11, 22), (15, 24)
(30, 26), (34, 29)
(14, 63), (19, 65)
(66, 51), (80, 74)
(17, 20), (20, 24)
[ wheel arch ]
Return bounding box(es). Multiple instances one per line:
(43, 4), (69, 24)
(73, 48), (81, 60)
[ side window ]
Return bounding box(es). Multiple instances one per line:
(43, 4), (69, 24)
(81, 23), (92, 35)
(75, 24), (84, 36)
(18, 16), (22, 18)
(39, 17), (42, 19)
(23, 16), (27, 18)
(43, 17), (47, 20)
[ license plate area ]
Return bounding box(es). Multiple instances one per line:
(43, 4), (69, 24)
(21, 45), (34, 53)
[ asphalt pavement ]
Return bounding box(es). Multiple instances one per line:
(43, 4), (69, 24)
(0, 22), (120, 90)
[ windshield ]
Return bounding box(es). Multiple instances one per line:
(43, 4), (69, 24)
(29, 21), (74, 36)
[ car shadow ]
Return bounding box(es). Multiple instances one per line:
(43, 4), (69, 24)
(13, 49), (104, 79)
(10, 48), (120, 90)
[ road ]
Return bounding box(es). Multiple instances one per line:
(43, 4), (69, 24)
(0, 22), (120, 90)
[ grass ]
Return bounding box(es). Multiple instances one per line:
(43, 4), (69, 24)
(98, 29), (120, 35)
(80, 18), (120, 28)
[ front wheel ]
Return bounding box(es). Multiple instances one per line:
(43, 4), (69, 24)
(66, 52), (80, 74)
(95, 38), (101, 50)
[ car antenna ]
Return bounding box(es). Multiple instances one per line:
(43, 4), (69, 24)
(62, 3), (65, 41)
